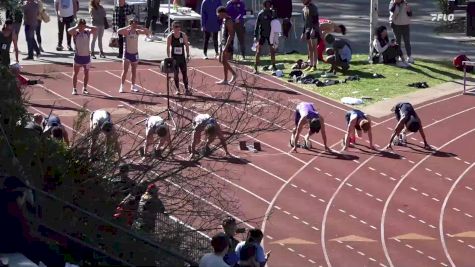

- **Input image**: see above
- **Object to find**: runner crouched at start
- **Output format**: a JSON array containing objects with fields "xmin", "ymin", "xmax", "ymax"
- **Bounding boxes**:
[
  {"xmin": 342, "ymin": 109, "xmax": 375, "ymax": 151},
  {"xmin": 386, "ymin": 102, "xmax": 430, "ymax": 150},
  {"xmin": 43, "ymin": 114, "xmax": 70, "ymax": 146},
  {"xmin": 141, "ymin": 115, "xmax": 172, "ymax": 158},
  {"xmin": 90, "ymin": 109, "xmax": 121, "ymax": 158},
  {"xmin": 291, "ymin": 102, "xmax": 330, "ymax": 152},
  {"xmin": 188, "ymin": 114, "xmax": 231, "ymax": 160}
]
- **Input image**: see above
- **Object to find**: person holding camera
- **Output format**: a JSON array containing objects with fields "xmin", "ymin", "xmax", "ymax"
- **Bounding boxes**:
[
  {"xmin": 373, "ymin": 25, "xmax": 409, "ymax": 67},
  {"xmin": 389, "ymin": 0, "xmax": 413, "ymax": 64},
  {"xmin": 235, "ymin": 228, "xmax": 270, "ymax": 267},
  {"xmin": 167, "ymin": 21, "xmax": 191, "ymax": 95}
]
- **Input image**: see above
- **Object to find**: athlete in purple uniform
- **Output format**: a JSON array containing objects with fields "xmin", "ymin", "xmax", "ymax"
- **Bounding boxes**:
[
  {"xmin": 291, "ymin": 102, "xmax": 330, "ymax": 152},
  {"xmin": 68, "ymin": 19, "xmax": 97, "ymax": 95},
  {"xmin": 117, "ymin": 19, "xmax": 150, "ymax": 93}
]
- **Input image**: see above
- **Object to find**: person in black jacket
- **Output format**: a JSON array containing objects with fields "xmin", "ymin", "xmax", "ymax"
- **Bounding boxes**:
[
  {"xmin": 253, "ymin": 0, "xmax": 276, "ymax": 74},
  {"xmin": 325, "ymin": 34, "xmax": 352, "ymax": 74}
]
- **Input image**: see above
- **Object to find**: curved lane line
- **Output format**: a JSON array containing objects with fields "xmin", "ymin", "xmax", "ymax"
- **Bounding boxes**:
[
  {"xmin": 321, "ymin": 156, "xmax": 376, "ymax": 267},
  {"xmin": 440, "ymin": 162, "xmax": 475, "ymax": 267},
  {"xmin": 381, "ymin": 128, "xmax": 475, "ymax": 267}
]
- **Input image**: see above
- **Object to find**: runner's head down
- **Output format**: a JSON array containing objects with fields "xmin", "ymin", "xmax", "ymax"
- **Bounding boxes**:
[
  {"xmin": 309, "ymin": 117, "xmax": 321, "ymax": 134},
  {"xmin": 204, "ymin": 123, "xmax": 217, "ymax": 139},
  {"xmin": 172, "ymin": 21, "xmax": 181, "ymax": 34},
  {"xmin": 405, "ymin": 115, "xmax": 421, "ymax": 132},
  {"xmin": 101, "ymin": 121, "xmax": 113, "ymax": 134},
  {"xmin": 359, "ymin": 119, "xmax": 370, "ymax": 132},
  {"xmin": 155, "ymin": 124, "xmax": 168, "ymax": 138}
]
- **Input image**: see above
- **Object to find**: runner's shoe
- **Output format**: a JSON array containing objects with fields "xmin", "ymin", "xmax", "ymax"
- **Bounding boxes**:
[
  {"xmin": 131, "ymin": 84, "xmax": 140, "ymax": 92},
  {"xmin": 119, "ymin": 84, "xmax": 124, "ymax": 93},
  {"xmin": 72, "ymin": 88, "xmax": 78, "ymax": 95}
]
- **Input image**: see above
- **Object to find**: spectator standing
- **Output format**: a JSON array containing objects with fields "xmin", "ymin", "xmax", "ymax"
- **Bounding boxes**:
[
  {"xmin": 89, "ymin": 0, "xmax": 107, "ymax": 59},
  {"xmin": 301, "ymin": 0, "xmax": 320, "ymax": 72},
  {"xmin": 201, "ymin": 0, "xmax": 222, "ymax": 59},
  {"xmin": 373, "ymin": 25, "xmax": 408, "ymax": 67},
  {"xmin": 134, "ymin": 184, "xmax": 165, "ymax": 232},
  {"xmin": 6, "ymin": 1, "xmax": 23, "ymax": 36},
  {"xmin": 113, "ymin": 0, "xmax": 135, "ymax": 58},
  {"xmin": 36, "ymin": 0, "xmax": 45, "ymax": 53},
  {"xmin": 145, "ymin": 0, "xmax": 161, "ymax": 41},
  {"xmin": 222, "ymin": 217, "xmax": 240, "ymax": 267},
  {"xmin": 325, "ymin": 34, "xmax": 352, "ymax": 74},
  {"xmin": 0, "ymin": 19, "xmax": 19, "ymax": 67},
  {"xmin": 253, "ymin": 0, "xmax": 276, "ymax": 74},
  {"xmin": 235, "ymin": 229, "xmax": 270, "ymax": 267},
  {"xmin": 199, "ymin": 233, "xmax": 230, "ymax": 267},
  {"xmin": 23, "ymin": 0, "xmax": 40, "ymax": 60},
  {"xmin": 317, "ymin": 18, "xmax": 346, "ymax": 62},
  {"xmin": 55, "ymin": 0, "xmax": 78, "ymax": 51},
  {"xmin": 226, "ymin": 0, "xmax": 246, "ymax": 60},
  {"xmin": 389, "ymin": 0, "xmax": 413, "ymax": 63}
]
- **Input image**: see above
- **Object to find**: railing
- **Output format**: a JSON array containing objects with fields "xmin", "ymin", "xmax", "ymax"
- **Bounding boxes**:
[{"xmin": 28, "ymin": 186, "xmax": 210, "ymax": 266}]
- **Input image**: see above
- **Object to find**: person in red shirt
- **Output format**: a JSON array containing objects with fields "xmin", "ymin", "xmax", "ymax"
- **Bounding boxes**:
[{"xmin": 317, "ymin": 18, "xmax": 346, "ymax": 62}]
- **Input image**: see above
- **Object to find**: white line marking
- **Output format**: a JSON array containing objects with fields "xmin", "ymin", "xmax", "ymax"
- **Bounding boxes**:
[
  {"xmin": 410, "ymin": 187, "xmax": 418, "ymax": 192},
  {"xmin": 432, "ymin": 198, "xmax": 440, "ymax": 202},
  {"xmin": 390, "ymin": 177, "xmax": 397, "ymax": 181},
  {"xmin": 309, "ymin": 259, "xmax": 316, "ymax": 264},
  {"xmin": 380, "ymin": 172, "xmax": 388, "ymax": 177},
  {"xmin": 398, "ymin": 209, "xmax": 406, "ymax": 214},
  {"xmin": 411, "ymin": 137, "xmax": 418, "ymax": 141},
  {"xmin": 319, "ymin": 198, "xmax": 326, "ymax": 203},
  {"xmin": 301, "ymin": 189, "xmax": 307, "ymax": 193},
  {"xmin": 357, "ymin": 251, "xmax": 365, "ymax": 256},
  {"xmin": 355, "ymin": 187, "xmax": 363, "ymax": 192},
  {"xmin": 370, "ymin": 225, "xmax": 378, "ymax": 230},
  {"xmin": 288, "ymin": 247, "xmax": 295, "ymax": 252},
  {"xmin": 380, "ymin": 263, "xmax": 388, "ymax": 267},
  {"xmin": 465, "ymin": 213, "xmax": 473, "ymax": 218},
  {"xmin": 291, "ymin": 184, "xmax": 298, "ymax": 188},
  {"xmin": 346, "ymin": 245, "xmax": 354, "ymax": 250},
  {"xmin": 405, "ymin": 244, "xmax": 413, "ymax": 249},
  {"xmin": 346, "ymin": 183, "xmax": 353, "ymax": 187},
  {"xmin": 429, "ymin": 224, "xmax": 437, "ymax": 229},
  {"xmin": 466, "ymin": 186, "xmax": 473, "ymax": 191},
  {"xmin": 325, "ymin": 172, "xmax": 333, "ymax": 177},
  {"xmin": 417, "ymin": 250, "xmax": 424, "ymax": 255},
  {"xmin": 426, "ymin": 168, "xmax": 432, "ymax": 172},
  {"xmin": 315, "ymin": 167, "xmax": 321, "ymax": 172},
  {"xmin": 376, "ymin": 198, "xmax": 383, "ymax": 202},
  {"xmin": 409, "ymin": 214, "xmax": 416, "ymax": 219},
  {"xmin": 369, "ymin": 258, "xmax": 377, "ymax": 262},
  {"xmin": 312, "ymin": 226, "xmax": 319, "ymax": 231},
  {"xmin": 445, "ymin": 177, "xmax": 453, "ymax": 182},
  {"xmin": 274, "ymin": 206, "xmax": 281, "ymax": 210},
  {"xmin": 422, "ymin": 192, "xmax": 429, "ymax": 197},
  {"xmin": 435, "ymin": 172, "xmax": 442, "ymax": 177},
  {"xmin": 457, "ymin": 239, "xmax": 464, "ymax": 244},
  {"xmin": 455, "ymin": 157, "xmax": 462, "ymax": 161},
  {"xmin": 284, "ymin": 210, "xmax": 291, "ymax": 215},
  {"xmin": 469, "ymin": 245, "xmax": 475, "ymax": 249},
  {"xmin": 441, "ymin": 263, "xmax": 448, "ymax": 267},
  {"xmin": 298, "ymin": 254, "xmax": 306, "ymax": 258},
  {"xmin": 302, "ymin": 221, "xmax": 309, "ymax": 225},
  {"xmin": 419, "ymin": 220, "xmax": 426, "ymax": 224},
  {"xmin": 293, "ymin": 215, "xmax": 300, "ymax": 220},
  {"xmin": 267, "ymin": 235, "xmax": 273, "ymax": 240},
  {"xmin": 339, "ymin": 209, "xmax": 346, "ymax": 213},
  {"xmin": 350, "ymin": 214, "xmax": 357, "ymax": 219},
  {"xmin": 369, "ymin": 167, "xmax": 376, "ymax": 171},
  {"xmin": 310, "ymin": 194, "xmax": 317, "ymax": 198},
  {"xmin": 428, "ymin": 256, "xmax": 436, "ymax": 261},
  {"xmin": 366, "ymin": 193, "xmax": 374, "ymax": 197},
  {"xmin": 353, "ymin": 160, "xmax": 360, "ymax": 164},
  {"xmin": 334, "ymin": 177, "xmax": 342, "ymax": 182},
  {"xmin": 408, "ymin": 160, "xmax": 415, "ymax": 164},
  {"xmin": 465, "ymin": 161, "xmax": 471, "ymax": 165},
  {"xmin": 360, "ymin": 220, "xmax": 367, "ymax": 224},
  {"xmin": 453, "ymin": 208, "xmax": 461, "ymax": 212}
]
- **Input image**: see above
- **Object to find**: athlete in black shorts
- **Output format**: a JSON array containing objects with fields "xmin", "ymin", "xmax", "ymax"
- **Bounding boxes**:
[
  {"xmin": 386, "ymin": 102, "xmax": 430, "ymax": 150},
  {"xmin": 253, "ymin": 0, "xmax": 276, "ymax": 74},
  {"xmin": 167, "ymin": 21, "xmax": 191, "ymax": 95}
]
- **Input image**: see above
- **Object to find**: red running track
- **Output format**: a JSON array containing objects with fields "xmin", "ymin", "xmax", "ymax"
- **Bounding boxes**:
[{"xmin": 22, "ymin": 60, "xmax": 475, "ymax": 267}]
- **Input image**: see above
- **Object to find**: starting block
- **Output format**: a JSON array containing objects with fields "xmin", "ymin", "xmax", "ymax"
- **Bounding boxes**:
[{"xmin": 239, "ymin": 141, "xmax": 262, "ymax": 152}]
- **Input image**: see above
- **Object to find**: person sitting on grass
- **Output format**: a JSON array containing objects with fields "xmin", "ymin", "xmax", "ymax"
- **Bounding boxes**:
[
  {"xmin": 291, "ymin": 102, "xmax": 330, "ymax": 152},
  {"xmin": 386, "ymin": 102, "xmax": 430, "ymax": 150},
  {"xmin": 141, "ymin": 115, "xmax": 171, "ymax": 159},
  {"xmin": 325, "ymin": 33, "xmax": 352, "ymax": 74},
  {"xmin": 373, "ymin": 25, "xmax": 409, "ymax": 68},
  {"xmin": 188, "ymin": 113, "xmax": 231, "ymax": 160},
  {"xmin": 317, "ymin": 18, "xmax": 346, "ymax": 62},
  {"xmin": 43, "ymin": 114, "xmax": 70, "ymax": 147},
  {"xmin": 89, "ymin": 109, "xmax": 121, "ymax": 158},
  {"xmin": 199, "ymin": 233, "xmax": 230, "ymax": 267},
  {"xmin": 253, "ymin": 0, "xmax": 276, "ymax": 74},
  {"xmin": 342, "ymin": 109, "xmax": 375, "ymax": 151}
]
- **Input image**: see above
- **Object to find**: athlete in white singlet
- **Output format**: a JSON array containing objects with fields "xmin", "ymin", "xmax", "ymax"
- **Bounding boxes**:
[
  {"xmin": 89, "ymin": 109, "xmax": 121, "ymax": 158},
  {"xmin": 117, "ymin": 19, "xmax": 150, "ymax": 93},
  {"xmin": 188, "ymin": 114, "xmax": 230, "ymax": 160},
  {"xmin": 68, "ymin": 19, "xmax": 96, "ymax": 95},
  {"xmin": 141, "ymin": 115, "xmax": 171, "ymax": 158}
]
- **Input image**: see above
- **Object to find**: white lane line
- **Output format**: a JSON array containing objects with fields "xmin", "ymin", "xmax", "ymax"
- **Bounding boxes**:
[
  {"xmin": 366, "ymin": 193, "xmax": 374, "ymax": 197},
  {"xmin": 346, "ymin": 245, "xmax": 354, "ymax": 250},
  {"xmin": 293, "ymin": 215, "xmax": 300, "ymax": 220},
  {"xmin": 453, "ymin": 207, "xmax": 461, "ymax": 212},
  {"xmin": 360, "ymin": 220, "xmax": 367, "ymax": 224},
  {"xmin": 315, "ymin": 167, "xmax": 321, "ymax": 172},
  {"xmin": 319, "ymin": 198, "xmax": 326, "ymax": 203},
  {"xmin": 301, "ymin": 189, "xmax": 307, "ymax": 193},
  {"xmin": 369, "ymin": 258, "xmax": 377, "ymax": 262},
  {"xmin": 466, "ymin": 186, "xmax": 473, "ymax": 191},
  {"xmin": 455, "ymin": 157, "xmax": 462, "ymax": 161},
  {"xmin": 428, "ymin": 256, "xmax": 437, "ymax": 261},
  {"xmin": 389, "ymin": 177, "xmax": 397, "ymax": 181},
  {"xmin": 445, "ymin": 177, "xmax": 453, "ymax": 182},
  {"xmin": 346, "ymin": 183, "xmax": 353, "ymax": 187},
  {"xmin": 422, "ymin": 192, "xmax": 429, "ymax": 197},
  {"xmin": 408, "ymin": 160, "xmax": 415, "ymax": 164},
  {"xmin": 370, "ymin": 225, "xmax": 378, "ymax": 230},
  {"xmin": 310, "ymin": 194, "xmax": 317, "ymax": 198},
  {"xmin": 419, "ymin": 219, "xmax": 426, "ymax": 224},
  {"xmin": 291, "ymin": 184, "xmax": 298, "ymax": 188},
  {"xmin": 376, "ymin": 198, "xmax": 383, "ymax": 202},
  {"xmin": 409, "ymin": 214, "xmax": 416, "ymax": 219},
  {"xmin": 312, "ymin": 226, "xmax": 320, "ymax": 231},
  {"xmin": 380, "ymin": 172, "xmax": 388, "ymax": 177},
  {"xmin": 465, "ymin": 161, "xmax": 471, "ymax": 165},
  {"xmin": 339, "ymin": 209, "xmax": 346, "ymax": 213},
  {"xmin": 284, "ymin": 210, "xmax": 291, "ymax": 215},
  {"xmin": 274, "ymin": 206, "xmax": 281, "ymax": 210},
  {"xmin": 267, "ymin": 235, "xmax": 274, "ymax": 240},
  {"xmin": 298, "ymin": 254, "xmax": 306, "ymax": 258},
  {"xmin": 325, "ymin": 172, "xmax": 333, "ymax": 177},
  {"xmin": 435, "ymin": 172, "xmax": 442, "ymax": 177},
  {"xmin": 405, "ymin": 244, "xmax": 413, "ymax": 249},
  {"xmin": 308, "ymin": 259, "xmax": 316, "ymax": 264},
  {"xmin": 357, "ymin": 251, "xmax": 366, "ymax": 256},
  {"xmin": 429, "ymin": 224, "xmax": 437, "ymax": 229},
  {"xmin": 441, "ymin": 263, "xmax": 448, "ymax": 267},
  {"xmin": 288, "ymin": 247, "xmax": 295, "ymax": 252},
  {"xmin": 410, "ymin": 187, "xmax": 418, "ymax": 192},
  {"xmin": 457, "ymin": 239, "xmax": 465, "ymax": 244},
  {"xmin": 355, "ymin": 187, "xmax": 363, "ymax": 192},
  {"xmin": 369, "ymin": 167, "xmax": 376, "ymax": 171},
  {"xmin": 465, "ymin": 213, "xmax": 473, "ymax": 218},
  {"xmin": 353, "ymin": 160, "xmax": 360, "ymax": 164},
  {"xmin": 416, "ymin": 250, "xmax": 424, "ymax": 255},
  {"xmin": 398, "ymin": 209, "xmax": 406, "ymax": 214},
  {"xmin": 302, "ymin": 221, "xmax": 309, "ymax": 225},
  {"xmin": 432, "ymin": 198, "xmax": 440, "ymax": 202},
  {"xmin": 426, "ymin": 168, "xmax": 432, "ymax": 172},
  {"xmin": 350, "ymin": 214, "xmax": 357, "ymax": 219}
]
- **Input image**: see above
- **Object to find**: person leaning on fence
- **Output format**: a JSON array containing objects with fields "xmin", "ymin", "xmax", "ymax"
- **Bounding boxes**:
[
  {"xmin": 133, "ymin": 184, "xmax": 165, "ymax": 232},
  {"xmin": 235, "ymin": 229, "xmax": 270, "ymax": 267},
  {"xmin": 199, "ymin": 233, "xmax": 230, "ymax": 267},
  {"xmin": 222, "ymin": 217, "xmax": 240, "ymax": 267}
]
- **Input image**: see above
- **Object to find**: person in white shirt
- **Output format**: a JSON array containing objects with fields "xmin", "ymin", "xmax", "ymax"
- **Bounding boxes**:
[
  {"xmin": 188, "ymin": 114, "xmax": 231, "ymax": 160},
  {"xmin": 117, "ymin": 18, "xmax": 150, "ymax": 93},
  {"xmin": 235, "ymin": 229, "xmax": 270, "ymax": 267},
  {"xmin": 199, "ymin": 233, "xmax": 229, "ymax": 267},
  {"xmin": 55, "ymin": 0, "xmax": 78, "ymax": 51},
  {"xmin": 141, "ymin": 115, "xmax": 171, "ymax": 158},
  {"xmin": 89, "ymin": 109, "xmax": 121, "ymax": 158}
]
